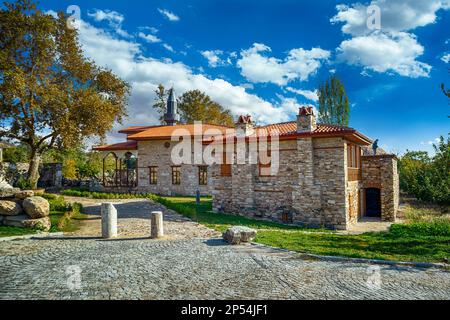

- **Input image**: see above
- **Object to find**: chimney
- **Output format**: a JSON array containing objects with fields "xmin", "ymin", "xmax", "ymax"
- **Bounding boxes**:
[
  {"xmin": 297, "ymin": 106, "xmax": 317, "ymax": 133},
  {"xmin": 235, "ymin": 115, "xmax": 254, "ymax": 137},
  {"xmin": 163, "ymin": 88, "xmax": 180, "ymax": 126}
]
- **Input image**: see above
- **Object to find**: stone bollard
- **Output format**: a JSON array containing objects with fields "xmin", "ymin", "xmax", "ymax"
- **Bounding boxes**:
[
  {"xmin": 101, "ymin": 203, "xmax": 117, "ymax": 239},
  {"xmin": 151, "ymin": 211, "xmax": 164, "ymax": 239}
]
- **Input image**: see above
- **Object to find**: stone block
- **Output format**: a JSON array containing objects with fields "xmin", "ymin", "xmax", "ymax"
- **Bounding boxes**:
[
  {"xmin": 223, "ymin": 226, "xmax": 257, "ymax": 245},
  {"xmin": 4, "ymin": 215, "xmax": 51, "ymax": 231},
  {"xmin": 101, "ymin": 203, "xmax": 118, "ymax": 239}
]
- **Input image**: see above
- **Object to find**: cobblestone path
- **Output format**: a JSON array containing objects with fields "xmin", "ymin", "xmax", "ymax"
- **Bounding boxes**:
[{"xmin": 1, "ymin": 238, "xmax": 449, "ymax": 300}]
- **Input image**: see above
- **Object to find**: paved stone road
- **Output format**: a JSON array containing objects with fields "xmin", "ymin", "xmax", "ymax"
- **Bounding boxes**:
[
  {"xmin": 63, "ymin": 196, "xmax": 220, "ymax": 240},
  {"xmin": 1, "ymin": 238, "xmax": 449, "ymax": 300}
]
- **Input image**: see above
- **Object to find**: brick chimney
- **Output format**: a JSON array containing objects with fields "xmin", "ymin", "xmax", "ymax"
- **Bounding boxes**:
[
  {"xmin": 297, "ymin": 106, "xmax": 317, "ymax": 133},
  {"xmin": 236, "ymin": 115, "xmax": 254, "ymax": 137}
]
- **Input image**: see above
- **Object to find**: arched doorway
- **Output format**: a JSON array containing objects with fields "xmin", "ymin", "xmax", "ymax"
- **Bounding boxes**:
[{"xmin": 365, "ymin": 188, "xmax": 381, "ymax": 217}]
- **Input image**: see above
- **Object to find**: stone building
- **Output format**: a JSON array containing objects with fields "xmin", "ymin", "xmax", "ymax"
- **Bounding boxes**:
[
  {"xmin": 94, "ymin": 89, "xmax": 231, "ymax": 195},
  {"xmin": 94, "ymin": 90, "xmax": 399, "ymax": 230},
  {"xmin": 207, "ymin": 107, "xmax": 399, "ymax": 230}
]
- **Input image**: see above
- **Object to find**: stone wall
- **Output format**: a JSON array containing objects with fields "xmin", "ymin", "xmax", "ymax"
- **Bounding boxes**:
[
  {"xmin": 212, "ymin": 137, "xmax": 351, "ymax": 230},
  {"xmin": 362, "ymin": 155, "xmax": 399, "ymax": 222},
  {"xmin": 136, "ymin": 139, "xmax": 213, "ymax": 196}
]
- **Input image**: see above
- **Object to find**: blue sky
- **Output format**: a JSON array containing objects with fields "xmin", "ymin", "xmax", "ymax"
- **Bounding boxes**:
[{"xmin": 38, "ymin": 0, "xmax": 449, "ymax": 154}]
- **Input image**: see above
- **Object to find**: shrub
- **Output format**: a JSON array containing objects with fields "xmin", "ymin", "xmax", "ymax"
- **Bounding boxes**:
[{"xmin": 390, "ymin": 221, "xmax": 450, "ymax": 237}]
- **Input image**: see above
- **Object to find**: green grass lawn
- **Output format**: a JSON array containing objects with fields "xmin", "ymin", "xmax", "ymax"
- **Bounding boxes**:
[
  {"xmin": 0, "ymin": 194, "xmax": 86, "ymax": 238},
  {"xmin": 158, "ymin": 197, "xmax": 450, "ymax": 263}
]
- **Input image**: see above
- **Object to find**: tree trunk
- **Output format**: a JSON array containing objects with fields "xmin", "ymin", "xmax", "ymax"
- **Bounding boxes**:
[{"xmin": 28, "ymin": 150, "xmax": 41, "ymax": 189}]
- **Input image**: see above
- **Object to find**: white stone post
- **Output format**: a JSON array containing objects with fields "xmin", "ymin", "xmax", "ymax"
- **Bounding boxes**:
[
  {"xmin": 101, "ymin": 203, "xmax": 117, "ymax": 239},
  {"xmin": 151, "ymin": 211, "xmax": 164, "ymax": 239}
]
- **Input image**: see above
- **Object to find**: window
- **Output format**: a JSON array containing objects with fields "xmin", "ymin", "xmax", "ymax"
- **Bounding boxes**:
[
  {"xmin": 199, "ymin": 166, "xmax": 208, "ymax": 185},
  {"xmin": 220, "ymin": 153, "xmax": 232, "ymax": 177},
  {"xmin": 171, "ymin": 166, "xmax": 181, "ymax": 185},
  {"xmin": 259, "ymin": 149, "xmax": 273, "ymax": 176},
  {"xmin": 149, "ymin": 167, "xmax": 158, "ymax": 185}
]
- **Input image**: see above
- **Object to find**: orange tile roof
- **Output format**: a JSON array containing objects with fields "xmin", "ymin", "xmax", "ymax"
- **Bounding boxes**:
[
  {"xmin": 127, "ymin": 124, "xmax": 232, "ymax": 141},
  {"xmin": 93, "ymin": 140, "xmax": 137, "ymax": 151},
  {"xmin": 118, "ymin": 126, "xmax": 162, "ymax": 134},
  {"xmin": 204, "ymin": 122, "xmax": 372, "ymax": 145}
]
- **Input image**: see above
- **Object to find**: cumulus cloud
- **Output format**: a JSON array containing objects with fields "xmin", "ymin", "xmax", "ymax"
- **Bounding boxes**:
[
  {"xmin": 76, "ymin": 19, "xmax": 299, "ymax": 142},
  {"xmin": 441, "ymin": 53, "xmax": 450, "ymax": 63},
  {"xmin": 331, "ymin": 1, "xmax": 449, "ymax": 78},
  {"xmin": 163, "ymin": 43, "xmax": 175, "ymax": 52},
  {"xmin": 237, "ymin": 43, "xmax": 330, "ymax": 86},
  {"xmin": 336, "ymin": 31, "xmax": 431, "ymax": 78},
  {"xmin": 87, "ymin": 9, "xmax": 131, "ymax": 38},
  {"xmin": 200, "ymin": 50, "xmax": 232, "ymax": 68},
  {"xmin": 138, "ymin": 32, "xmax": 161, "ymax": 43},
  {"xmin": 158, "ymin": 8, "xmax": 180, "ymax": 21},
  {"xmin": 331, "ymin": 0, "xmax": 450, "ymax": 36},
  {"xmin": 286, "ymin": 87, "xmax": 319, "ymax": 102}
]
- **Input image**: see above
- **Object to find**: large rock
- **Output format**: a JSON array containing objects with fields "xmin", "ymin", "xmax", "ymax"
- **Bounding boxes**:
[
  {"xmin": 22, "ymin": 196, "xmax": 50, "ymax": 219},
  {"xmin": 0, "ymin": 187, "xmax": 20, "ymax": 198},
  {"xmin": 0, "ymin": 200, "xmax": 23, "ymax": 216},
  {"xmin": 4, "ymin": 215, "xmax": 51, "ymax": 232},
  {"xmin": 223, "ymin": 226, "xmax": 257, "ymax": 245},
  {"xmin": 14, "ymin": 190, "xmax": 34, "ymax": 200}
]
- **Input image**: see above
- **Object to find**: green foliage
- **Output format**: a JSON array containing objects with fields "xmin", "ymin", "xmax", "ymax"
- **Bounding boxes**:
[
  {"xmin": 16, "ymin": 176, "xmax": 32, "ymax": 190},
  {"xmin": 390, "ymin": 221, "xmax": 450, "ymax": 237},
  {"xmin": 2, "ymin": 143, "xmax": 30, "ymax": 163},
  {"xmin": 399, "ymin": 135, "xmax": 450, "ymax": 204},
  {"xmin": 317, "ymin": 75, "xmax": 350, "ymax": 126},
  {"xmin": 153, "ymin": 85, "xmax": 234, "ymax": 126}
]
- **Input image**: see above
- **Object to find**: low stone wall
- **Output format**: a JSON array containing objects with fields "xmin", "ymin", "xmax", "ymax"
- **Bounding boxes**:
[{"xmin": 0, "ymin": 189, "xmax": 51, "ymax": 231}]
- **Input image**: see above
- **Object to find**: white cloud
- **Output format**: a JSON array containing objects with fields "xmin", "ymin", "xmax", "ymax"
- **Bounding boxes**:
[
  {"xmin": 138, "ymin": 32, "xmax": 161, "ymax": 43},
  {"xmin": 76, "ymin": 19, "xmax": 299, "ymax": 144},
  {"xmin": 163, "ymin": 43, "xmax": 175, "ymax": 52},
  {"xmin": 158, "ymin": 8, "xmax": 180, "ymax": 22},
  {"xmin": 44, "ymin": 10, "xmax": 58, "ymax": 18},
  {"xmin": 87, "ymin": 9, "xmax": 131, "ymax": 38},
  {"xmin": 200, "ymin": 50, "xmax": 231, "ymax": 68},
  {"xmin": 286, "ymin": 87, "xmax": 319, "ymax": 102},
  {"xmin": 237, "ymin": 43, "xmax": 330, "ymax": 86},
  {"xmin": 336, "ymin": 31, "xmax": 432, "ymax": 78},
  {"xmin": 331, "ymin": 1, "xmax": 449, "ymax": 78},
  {"xmin": 88, "ymin": 9, "xmax": 124, "ymax": 25},
  {"xmin": 441, "ymin": 53, "xmax": 450, "ymax": 63},
  {"xmin": 331, "ymin": 0, "xmax": 450, "ymax": 36}
]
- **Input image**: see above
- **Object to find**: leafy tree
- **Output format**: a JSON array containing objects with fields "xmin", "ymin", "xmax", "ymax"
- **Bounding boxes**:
[
  {"xmin": 0, "ymin": 1, "xmax": 130, "ymax": 188},
  {"xmin": 399, "ymin": 135, "xmax": 450, "ymax": 205},
  {"xmin": 317, "ymin": 75, "xmax": 350, "ymax": 126},
  {"xmin": 2, "ymin": 143, "xmax": 30, "ymax": 163},
  {"xmin": 152, "ymin": 84, "xmax": 168, "ymax": 123},
  {"xmin": 177, "ymin": 90, "xmax": 234, "ymax": 126},
  {"xmin": 153, "ymin": 85, "xmax": 234, "ymax": 126}
]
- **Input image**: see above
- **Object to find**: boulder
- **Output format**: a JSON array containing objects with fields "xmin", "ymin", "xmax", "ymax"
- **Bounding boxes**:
[
  {"xmin": 22, "ymin": 196, "xmax": 50, "ymax": 219},
  {"xmin": 0, "ymin": 187, "xmax": 20, "ymax": 198},
  {"xmin": 223, "ymin": 226, "xmax": 257, "ymax": 245},
  {"xmin": 0, "ymin": 200, "xmax": 23, "ymax": 216},
  {"xmin": 14, "ymin": 190, "xmax": 34, "ymax": 200},
  {"xmin": 4, "ymin": 215, "xmax": 51, "ymax": 232}
]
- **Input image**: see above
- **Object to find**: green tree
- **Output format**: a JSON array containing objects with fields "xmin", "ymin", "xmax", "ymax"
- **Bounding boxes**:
[
  {"xmin": 152, "ymin": 84, "xmax": 169, "ymax": 123},
  {"xmin": 317, "ymin": 75, "xmax": 350, "ymax": 126},
  {"xmin": 177, "ymin": 90, "xmax": 234, "ymax": 126},
  {"xmin": 153, "ymin": 85, "xmax": 234, "ymax": 127},
  {"xmin": 399, "ymin": 135, "xmax": 450, "ymax": 205},
  {"xmin": 0, "ymin": 1, "xmax": 130, "ymax": 188},
  {"xmin": 2, "ymin": 143, "xmax": 30, "ymax": 163}
]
